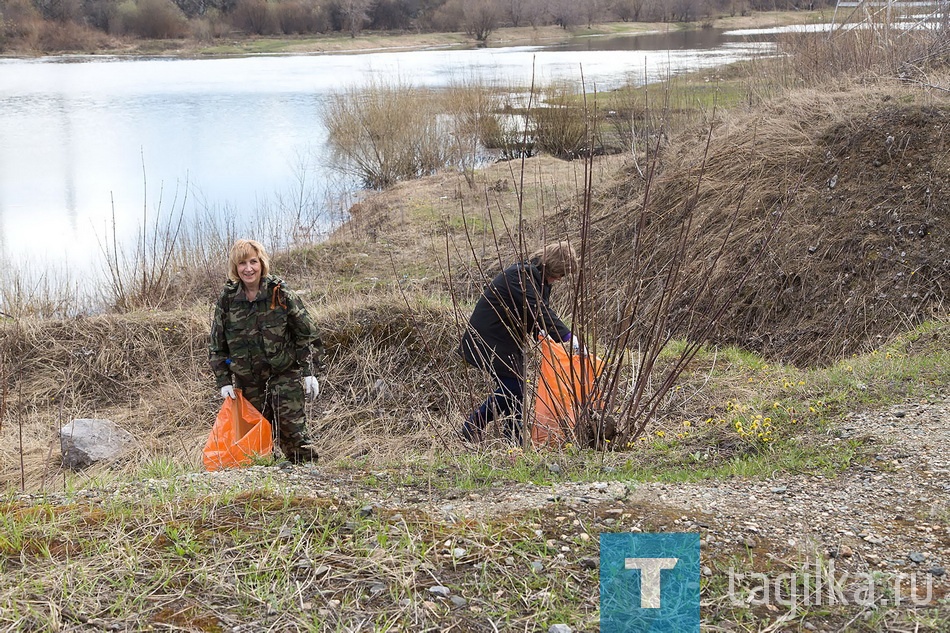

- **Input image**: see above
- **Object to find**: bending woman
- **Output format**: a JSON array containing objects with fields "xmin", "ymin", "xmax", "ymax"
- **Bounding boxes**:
[{"xmin": 458, "ymin": 241, "xmax": 578, "ymax": 443}]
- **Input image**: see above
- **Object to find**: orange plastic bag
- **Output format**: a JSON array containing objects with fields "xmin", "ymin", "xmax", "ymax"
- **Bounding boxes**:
[
  {"xmin": 532, "ymin": 336, "xmax": 604, "ymax": 447},
  {"xmin": 202, "ymin": 390, "xmax": 273, "ymax": 471}
]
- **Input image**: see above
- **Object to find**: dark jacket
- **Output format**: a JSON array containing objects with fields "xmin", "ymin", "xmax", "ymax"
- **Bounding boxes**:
[
  {"xmin": 460, "ymin": 261, "xmax": 571, "ymax": 378},
  {"xmin": 209, "ymin": 275, "xmax": 324, "ymax": 389}
]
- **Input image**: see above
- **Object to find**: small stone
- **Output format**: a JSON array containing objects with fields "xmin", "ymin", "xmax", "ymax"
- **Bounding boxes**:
[
  {"xmin": 908, "ymin": 552, "xmax": 926, "ymax": 564},
  {"xmin": 360, "ymin": 505, "xmax": 374, "ymax": 517},
  {"xmin": 839, "ymin": 545, "xmax": 854, "ymax": 558},
  {"xmin": 580, "ymin": 558, "xmax": 598, "ymax": 570},
  {"xmin": 929, "ymin": 566, "xmax": 945, "ymax": 576},
  {"xmin": 369, "ymin": 583, "xmax": 386, "ymax": 595},
  {"xmin": 450, "ymin": 595, "xmax": 468, "ymax": 607},
  {"xmin": 429, "ymin": 585, "xmax": 451, "ymax": 598},
  {"xmin": 770, "ymin": 486, "xmax": 787, "ymax": 494},
  {"xmin": 452, "ymin": 548, "xmax": 467, "ymax": 558},
  {"xmin": 894, "ymin": 410, "xmax": 906, "ymax": 418},
  {"xmin": 548, "ymin": 462, "xmax": 562, "ymax": 474},
  {"xmin": 531, "ymin": 561, "xmax": 544, "ymax": 573},
  {"xmin": 313, "ymin": 565, "xmax": 330, "ymax": 578},
  {"xmin": 278, "ymin": 527, "xmax": 294, "ymax": 540},
  {"xmin": 548, "ymin": 625, "xmax": 572, "ymax": 633},
  {"xmin": 702, "ymin": 566, "xmax": 713, "ymax": 577},
  {"xmin": 804, "ymin": 623, "xmax": 817, "ymax": 631},
  {"xmin": 743, "ymin": 538, "xmax": 756, "ymax": 549}
]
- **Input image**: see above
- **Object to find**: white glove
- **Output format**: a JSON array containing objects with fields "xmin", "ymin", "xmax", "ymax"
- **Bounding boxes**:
[
  {"xmin": 304, "ymin": 376, "xmax": 320, "ymax": 398},
  {"xmin": 220, "ymin": 385, "xmax": 235, "ymax": 400},
  {"xmin": 571, "ymin": 335, "xmax": 581, "ymax": 352}
]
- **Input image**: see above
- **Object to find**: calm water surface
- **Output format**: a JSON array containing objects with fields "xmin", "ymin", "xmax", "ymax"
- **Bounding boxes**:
[{"xmin": 0, "ymin": 28, "xmax": 774, "ymax": 275}]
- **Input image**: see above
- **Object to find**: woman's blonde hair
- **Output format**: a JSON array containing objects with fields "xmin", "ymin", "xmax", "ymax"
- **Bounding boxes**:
[
  {"xmin": 530, "ymin": 241, "xmax": 578, "ymax": 279},
  {"xmin": 228, "ymin": 239, "xmax": 270, "ymax": 282}
]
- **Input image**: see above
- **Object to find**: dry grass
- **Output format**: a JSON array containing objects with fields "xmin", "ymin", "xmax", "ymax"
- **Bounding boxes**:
[{"xmin": 589, "ymin": 77, "xmax": 950, "ymax": 366}]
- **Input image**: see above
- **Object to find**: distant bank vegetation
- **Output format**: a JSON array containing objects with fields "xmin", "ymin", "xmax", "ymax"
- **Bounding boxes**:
[{"xmin": 0, "ymin": 0, "xmax": 839, "ymax": 53}]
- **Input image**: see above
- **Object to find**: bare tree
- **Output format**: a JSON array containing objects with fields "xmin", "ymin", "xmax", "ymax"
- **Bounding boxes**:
[
  {"xmin": 523, "ymin": 0, "xmax": 546, "ymax": 27},
  {"xmin": 548, "ymin": 0, "xmax": 580, "ymax": 28},
  {"xmin": 505, "ymin": 0, "xmax": 521, "ymax": 26},
  {"xmin": 614, "ymin": 0, "xmax": 646, "ymax": 21},
  {"xmin": 338, "ymin": 0, "xmax": 373, "ymax": 37},
  {"xmin": 464, "ymin": 0, "xmax": 500, "ymax": 42},
  {"xmin": 579, "ymin": 0, "xmax": 605, "ymax": 28},
  {"xmin": 671, "ymin": 0, "xmax": 698, "ymax": 21}
]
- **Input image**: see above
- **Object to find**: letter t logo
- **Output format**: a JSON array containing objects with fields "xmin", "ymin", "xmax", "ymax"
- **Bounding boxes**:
[{"xmin": 624, "ymin": 558, "xmax": 678, "ymax": 608}]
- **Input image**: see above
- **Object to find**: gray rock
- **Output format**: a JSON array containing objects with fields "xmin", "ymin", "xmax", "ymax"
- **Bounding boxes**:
[
  {"xmin": 930, "ymin": 566, "xmax": 945, "ymax": 576},
  {"xmin": 450, "ymin": 595, "xmax": 467, "ymax": 607},
  {"xmin": 429, "ymin": 585, "xmax": 451, "ymax": 598},
  {"xmin": 60, "ymin": 419, "xmax": 135, "ymax": 470},
  {"xmin": 548, "ymin": 625, "xmax": 572, "ymax": 633},
  {"xmin": 908, "ymin": 552, "xmax": 926, "ymax": 563},
  {"xmin": 531, "ymin": 561, "xmax": 544, "ymax": 573}
]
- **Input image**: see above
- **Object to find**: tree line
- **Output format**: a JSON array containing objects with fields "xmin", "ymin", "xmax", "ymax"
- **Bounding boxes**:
[{"xmin": 1, "ymin": 0, "xmax": 836, "ymax": 50}]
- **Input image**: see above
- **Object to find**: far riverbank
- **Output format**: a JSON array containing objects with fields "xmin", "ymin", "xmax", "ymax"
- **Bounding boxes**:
[{"xmin": 1, "ymin": 10, "xmax": 829, "ymax": 58}]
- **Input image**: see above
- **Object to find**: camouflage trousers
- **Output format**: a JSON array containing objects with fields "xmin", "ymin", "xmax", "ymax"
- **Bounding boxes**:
[{"xmin": 238, "ymin": 373, "xmax": 310, "ymax": 456}]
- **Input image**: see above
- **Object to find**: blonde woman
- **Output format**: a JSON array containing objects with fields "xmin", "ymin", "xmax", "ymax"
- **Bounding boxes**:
[{"xmin": 209, "ymin": 239, "xmax": 324, "ymax": 463}]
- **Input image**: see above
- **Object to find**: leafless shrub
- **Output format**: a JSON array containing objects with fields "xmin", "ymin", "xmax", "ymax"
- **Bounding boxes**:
[
  {"xmin": 533, "ymin": 81, "xmax": 590, "ymax": 158},
  {"xmin": 322, "ymin": 78, "xmax": 450, "ymax": 189},
  {"xmin": 190, "ymin": 8, "xmax": 231, "ymax": 40},
  {"xmin": 443, "ymin": 75, "xmax": 504, "ymax": 187},
  {"xmin": 0, "ymin": 263, "xmax": 92, "ymax": 320},
  {"xmin": 113, "ymin": 0, "xmax": 188, "ymax": 38},
  {"xmin": 229, "ymin": 0, "xmax": 277, "ymax": 34},
  {"xmin": 1, "ymin": 0, "xmax": 44, "ymax": 43},
  {"xmin": 35, "ymin": 17, "xmax": 109, "ymax": 50},
  {"xmin": 428, "ymin": 0, "xmax": 463, "ymax": 32},
  {"xmin": 32, "ymin": 0, "xmax": 81, "ymax": 22},
  {"xmin": 274, "ymin": 0, "xmax": 326, "ymax": 34},
  {"xmin": 98, "ymin": 175, "xmax": 190, "ymax": 312}
]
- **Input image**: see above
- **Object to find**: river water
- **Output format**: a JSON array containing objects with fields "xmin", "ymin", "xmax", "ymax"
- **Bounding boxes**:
[{"xmin": 0, "ymin": 27, "xmax": 775, "ymax": 279}]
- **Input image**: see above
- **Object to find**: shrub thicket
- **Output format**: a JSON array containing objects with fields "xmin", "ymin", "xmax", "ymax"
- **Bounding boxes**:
[
  {"xmin": 322, "ymin": 79, "xmax": 450, "ymax": 188},
  {"xmin": 114, "ymin": 0, "xmax": 188, "ymax": 37}
]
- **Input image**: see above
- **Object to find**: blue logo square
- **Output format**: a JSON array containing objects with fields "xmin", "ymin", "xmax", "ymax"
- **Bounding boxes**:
[{"xmin": 600, "ymin": 532, "xmax": 700, "ymax": 633}]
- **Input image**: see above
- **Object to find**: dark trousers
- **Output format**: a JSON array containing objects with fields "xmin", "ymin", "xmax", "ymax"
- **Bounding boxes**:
[
  {"xmin": 461, "ymin": 373, "xmax": 524, "ymax": 443},
  {"xmin": 239, "ymin": 373, "xmax": 310, "ymax": 455}
]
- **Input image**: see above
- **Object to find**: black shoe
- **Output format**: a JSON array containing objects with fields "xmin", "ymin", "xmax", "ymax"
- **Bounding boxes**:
[{"xmin": 287, "ymin": 445, "xmax": 319, "ymax": 464}]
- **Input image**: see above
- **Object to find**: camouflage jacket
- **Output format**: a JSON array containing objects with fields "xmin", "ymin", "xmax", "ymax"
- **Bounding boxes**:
[{"xmin": 209, "ymin": 275, "xmax": 325, "ymax": 389}]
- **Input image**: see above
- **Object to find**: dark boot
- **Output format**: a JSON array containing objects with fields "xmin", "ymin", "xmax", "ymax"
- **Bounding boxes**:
[{"xmin": 286, "ymin": 444, "xmax": 319, "ymax": 464}]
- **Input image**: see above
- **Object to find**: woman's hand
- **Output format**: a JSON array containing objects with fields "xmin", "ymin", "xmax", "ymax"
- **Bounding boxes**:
[{"xmin": 304, "ymin": 376, "xmax": 320, "ymax": 398}]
